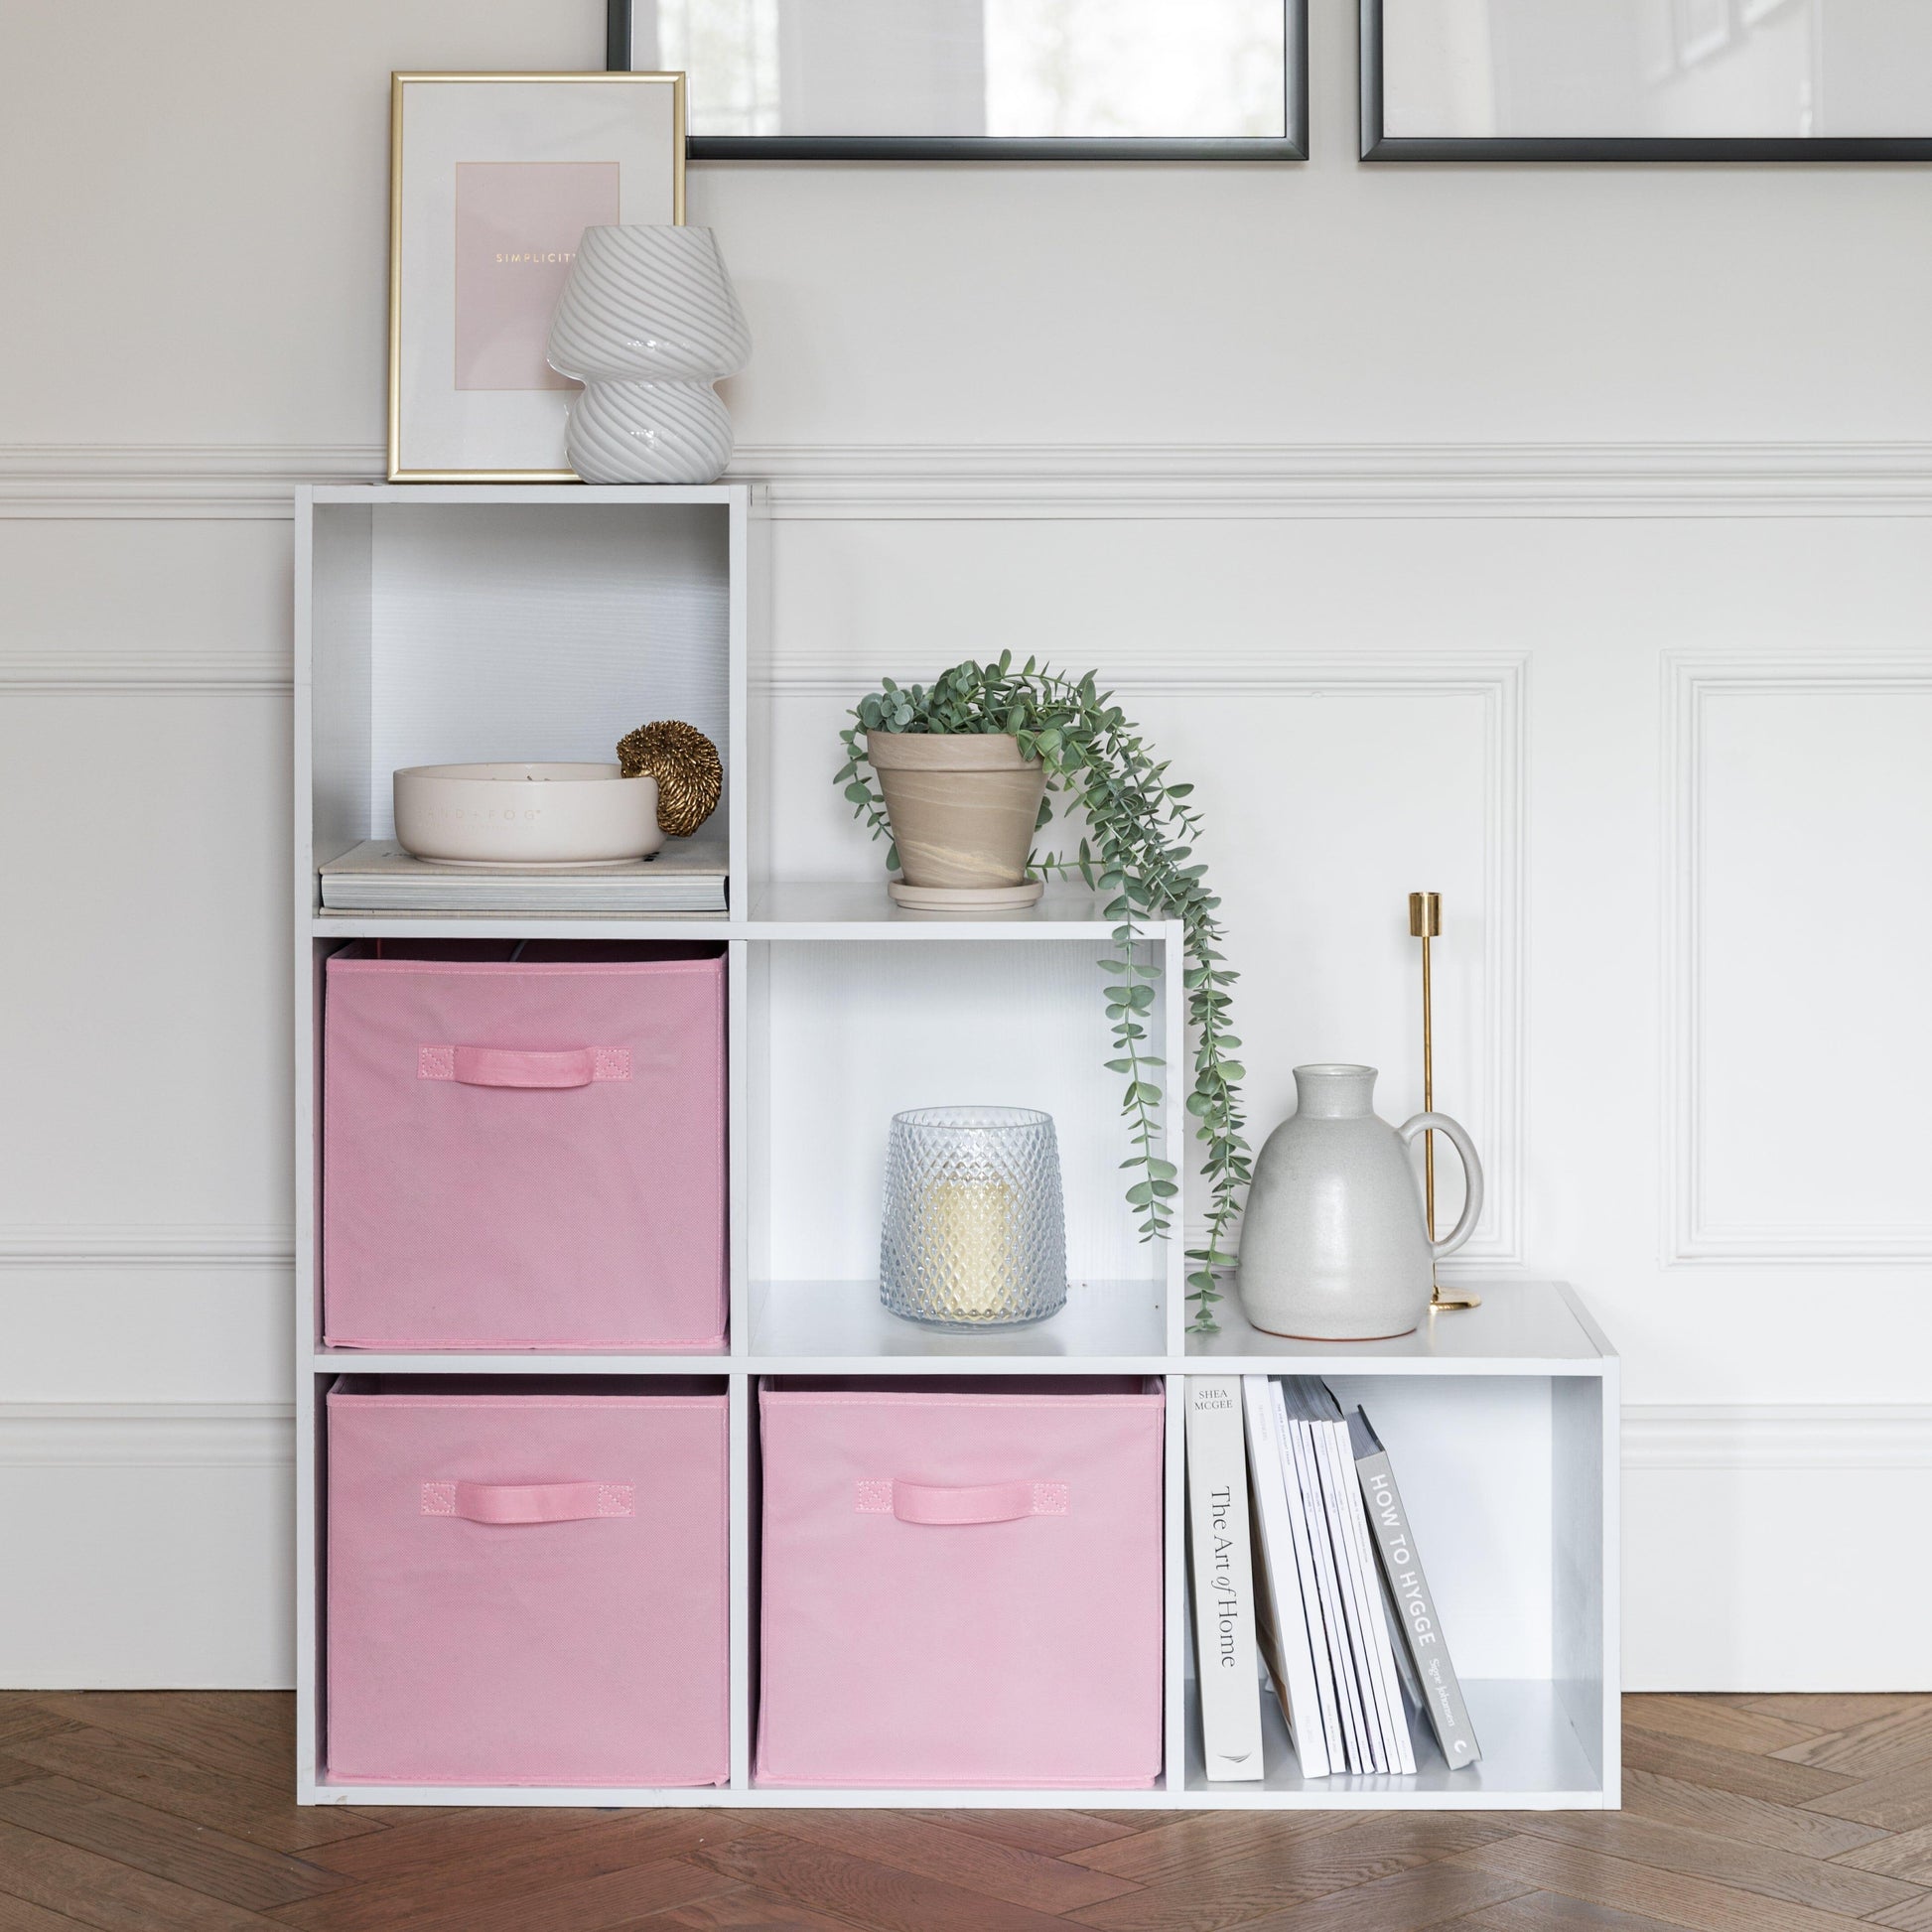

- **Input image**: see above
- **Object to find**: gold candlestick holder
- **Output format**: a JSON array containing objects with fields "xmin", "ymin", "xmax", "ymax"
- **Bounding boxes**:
[{"xmin": 1410, "ymin": 891, "xmax": 1480, "ymax": 1313}]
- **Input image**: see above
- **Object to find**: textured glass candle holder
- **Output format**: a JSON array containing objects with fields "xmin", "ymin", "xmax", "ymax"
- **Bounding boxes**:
[
  {"xmin": 545, "ymin": 225, "xmax": 751, "ymax": 484},
  {"xmin": 880, "ymin": 1107, "xmax": 1068, "ymax": 1329}
]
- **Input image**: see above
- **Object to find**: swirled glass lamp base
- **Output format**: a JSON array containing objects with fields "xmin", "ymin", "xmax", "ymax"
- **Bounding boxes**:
[{"xmin": 565, "ymin": 378, "xmax": 734, "ymax": 485}]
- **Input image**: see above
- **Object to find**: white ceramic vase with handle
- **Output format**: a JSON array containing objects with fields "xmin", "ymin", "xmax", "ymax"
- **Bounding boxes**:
[{"xmin": 1236, "ymin": 1063, "xmax": 1482, "ymax": 1340}]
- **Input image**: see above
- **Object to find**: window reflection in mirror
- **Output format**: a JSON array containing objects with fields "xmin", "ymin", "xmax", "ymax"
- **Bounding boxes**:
[
  {"xmin": 1381, "ymin": 0, "xmax": 1932, "ymax": 141},
  {"xmin": 630, "ymin": 0, "xmax": 1291, "ymax": 140}
]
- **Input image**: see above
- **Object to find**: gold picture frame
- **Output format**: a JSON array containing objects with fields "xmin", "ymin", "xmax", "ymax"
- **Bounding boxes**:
[{"xmin": 388, "ymin": 71, "xmax": 687, "ymax": 483}]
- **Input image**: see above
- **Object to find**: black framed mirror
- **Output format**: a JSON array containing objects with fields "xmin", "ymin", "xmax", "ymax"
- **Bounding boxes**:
[
  {"xmin": 1362, "ymin": 0, "xmax": 1932, "ymax": 161},
  {"xmin": 610, "ymin": 0, "xmax": 1308, "ymax": 160}
]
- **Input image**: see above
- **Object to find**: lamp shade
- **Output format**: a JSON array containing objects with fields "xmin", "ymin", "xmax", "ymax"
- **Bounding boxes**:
[{"xmin": 547, "ymin": 225, "xmax": 751, "ymax": 386}]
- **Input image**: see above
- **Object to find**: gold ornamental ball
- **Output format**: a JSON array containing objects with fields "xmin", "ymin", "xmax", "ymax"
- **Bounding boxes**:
[{"xmin": 617, "ymin": 720, "xmax": 723, "ymax": 838}]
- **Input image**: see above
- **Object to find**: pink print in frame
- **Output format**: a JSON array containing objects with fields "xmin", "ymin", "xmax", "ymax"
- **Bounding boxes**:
[{"xmin": 454, "ymin": 163, "xmax": 620, "ymax": 392}]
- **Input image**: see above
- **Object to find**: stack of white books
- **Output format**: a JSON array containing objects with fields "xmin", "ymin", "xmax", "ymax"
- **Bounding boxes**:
[
  {"xmin": 319, "ymin": 831, "xmax": 728, "ymax": 914},
  {"xmin": 1184, "ymin": 1373, "xmax": 1479, "ymax": 1780}
]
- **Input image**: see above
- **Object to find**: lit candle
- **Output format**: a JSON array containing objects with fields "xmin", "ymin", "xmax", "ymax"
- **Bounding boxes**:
[{"xmin": 920, "ymin": 1173, "xmax": 1020, "ymax": 1323}]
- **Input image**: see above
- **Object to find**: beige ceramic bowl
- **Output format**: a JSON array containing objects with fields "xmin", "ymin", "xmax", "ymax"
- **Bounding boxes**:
[{"xmin": 392, "ymin": 762, "xmax": 663, "ymax": 868}]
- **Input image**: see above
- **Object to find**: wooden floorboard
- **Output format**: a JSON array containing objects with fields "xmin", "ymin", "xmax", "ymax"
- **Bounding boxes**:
[
  {"xmin": 1774, "ymin": 1705, "xmax": 1932, "ymax": 1779},
  {"xmin": 646, "ymin": 1889, "xmax": 885, "ymax": 1930},
  {"xmin": 1449, "ymin": 1836, "xmax": 1874, "ymax": 1932},
  {"xmin": 1801, "ymin": 1754, "xmax": 1932, "ymax": 1835},
  {"xmin": 1617, "ymin": 1766, "xmax": 1889, "ymax": 1862},
  {"xmin": 1067, "ymin": 1815, "xmax": 1514, "ymax": 1932},
  {"xmin": 0, "ymin": 1697, "xmax": 1925, "ymax": 1931},
  {"xmin": 1448, "ymin": 1892, "xmax": 1706, "ymax": 1932},
  {"xmin": 744, "ymin": 1808, "xmax": 1148, "ymax": 1914},
  {"xmin": 1866, "ymin": 1895, "xmax": 1932, "ymax": 1932},
  {"xmin": 0, "ymin": 1893, "xmax": 99, "ymax": 1932},
  {"xmin": 910, "ymin": 1809, "xmax": 1148, "ymax": 1861},
  {"xmin": 0, "ymin": 1780, "xmax": 345, "ymax": 1914},
  {"xmin": 1622, "ymin": 1695, "xmax": 1821, "ymax": 1756},
  {"xmin": 1064, "ymin": 1811, "xmax": 1357, "ymax": 1886},
  {"xmin": 1834, "ymin": 1822, "xmax": 1932, "ymax": 1883},
  {"xmin": 1496, "ymin": 1807, "xmax": 1922, "ymax": 1918},
  {"xmin": 268, "ymin": 1814, "xmax": 733, "ymax": 1932},
  {"xmin": 0, "ymin": 1724, "xmax": 380, "ymax": 1858},
  {"xmin": 1620, "ymin": 1725, "xmax": 1862, "ymax": 1809}
]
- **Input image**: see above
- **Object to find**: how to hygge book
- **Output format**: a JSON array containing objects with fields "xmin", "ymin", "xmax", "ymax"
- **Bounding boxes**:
[
  {"xmin": 1349, "ymin": 1407, "xmax": 1480, "ymax": 1770},
  {"xmin": 1191, "ymin": 1375, "xmax": 1479, "ymax": 1779}
]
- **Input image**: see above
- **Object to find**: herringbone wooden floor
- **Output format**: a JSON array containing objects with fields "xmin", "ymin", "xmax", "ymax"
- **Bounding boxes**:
[{"xmin": 2, "ymin": 1695, "xmax": 1931, "ymax": 1931}]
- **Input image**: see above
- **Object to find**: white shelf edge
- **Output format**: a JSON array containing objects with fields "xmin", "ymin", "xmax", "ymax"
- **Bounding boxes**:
[
  {"xmin": 308, "ymin": 1280, "xmax": 1611, "ymax": 1378},
  {"xmin": 310, "ymin": 1668, "xmax": 1614, "ymax": 1809},
  {"xmin": 1188, "ymin": 1280, "xmax": 1615, "ymax": 1372},
  {"xmin": 747, "ymin": 883, "xmax": 1185, "ymax": 942},
  {"xmin": 751, "ymin": 920, "xmax": 1130, "ymax": 941},
  {"xmin": 313, "ymin": 1353, "xmax": 733, "ymax": 1376},
  {"xmin": 745, "ymin": 1277, "xmax": 1169, "ymax": 1371},
  {"xmin": 303, "ymin": 1778, "xmax": 1185, "ymax": 1808},
  {"xmin": 304, "ymin": 483, "xmax": 749, "ymax": 506},
  {"xmin": 312, "ymin": 1357, "xmax": 1171, "ymax": 1376},
  {"xmin": 1180, "ymin": 1353, "xmax": 1612, "ymax": 1379},
  {"xmin": 306, "ymin": 1782, "xmax": 1605, "ymax": 1813},
  {"xmin": 1556, "ymin": 1281, "xmax": 1621, "ymax": 1358},
  {"xmin": 742, "ymin": 1358, "xmax": 1175, "ymax": 1376},
  {"xmin": 308, "ymin": 915, "xmax": 1165, "ymax": 942},
  {"xmin": 748, "ymin": 912, "xmax": 1154, "ymax": 941},
  {"xmin": 311, "ymin": 917, "xmax": 738, "ymax": 939},
  {"xmin": 1175, "ymin": 1677, "xmax": 1608, "ymax": 1808},
  {"xmin": 310, "ymin": 1355, "xmax": 1608, "ymax": 1378},
  {"xmin": 305, "ymin": 1786, "xmax": 1605, "ymax": 1810}
]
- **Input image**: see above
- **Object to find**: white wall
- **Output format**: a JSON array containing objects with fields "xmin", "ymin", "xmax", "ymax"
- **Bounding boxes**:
[{"xmin": 1, "ymin": 0, "xmax": 1927, "ymax": 1688}]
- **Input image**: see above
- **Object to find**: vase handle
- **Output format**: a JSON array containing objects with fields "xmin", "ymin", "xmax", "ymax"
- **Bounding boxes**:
[{"xmin": 1396, "ymin": 1111, "xmax": 1484, "ymax": 1259}]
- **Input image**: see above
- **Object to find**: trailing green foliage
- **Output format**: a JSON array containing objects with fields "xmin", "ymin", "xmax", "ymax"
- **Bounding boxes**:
[{"xmin": 835, "ymin": 654, "xmax": 1249, "ymax": 1332}]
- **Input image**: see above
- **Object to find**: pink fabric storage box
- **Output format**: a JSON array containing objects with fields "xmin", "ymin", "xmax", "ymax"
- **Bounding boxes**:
[
  {"xmin": 757, "ymin": 1377, "xmax": 1165, "ymax": 1789},
  {"xmin": 326, "ymin": 1377, "xmax": 729, "ymax": 1786},
  {"xmin": 323, "ymin": 941, "xmax": 726, "ymax": 1350}
]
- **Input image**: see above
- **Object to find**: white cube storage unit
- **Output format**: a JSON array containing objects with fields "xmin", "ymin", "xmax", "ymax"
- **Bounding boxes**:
[{"xmin": 295, "ymin": 485, "xmax": 1618, "ymax": 1809}]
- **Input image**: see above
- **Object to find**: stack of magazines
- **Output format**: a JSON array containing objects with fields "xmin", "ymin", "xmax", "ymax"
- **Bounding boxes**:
[
  {"xmin": 318, "ymin": 831, "xmax": 728, "ymax": 914},
  {"xmin": 1184, "ymin": 1373, "xmax": 1479, "ymax": 1780}
]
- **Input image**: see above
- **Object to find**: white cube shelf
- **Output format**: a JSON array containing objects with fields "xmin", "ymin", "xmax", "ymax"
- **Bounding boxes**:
[
  {"xmin": 293, "ymin": 486, "xmax": 1617, "ymax": 1811},
  {"xmin": 743, "ymin": 921, "xmax": 1185, "ymax": 1361},
  {"xmin": 297, "ymin": 484, "xmax": 748, "ymax": 918}
]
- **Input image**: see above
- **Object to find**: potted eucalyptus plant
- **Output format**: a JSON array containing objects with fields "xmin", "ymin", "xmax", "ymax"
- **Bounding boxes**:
[{"xmin": 835, "ymin": 654, "xmax": 1249, "ymax": 1332}]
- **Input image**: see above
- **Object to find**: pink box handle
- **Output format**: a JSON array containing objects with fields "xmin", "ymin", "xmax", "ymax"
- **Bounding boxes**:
[
  {"xmin": 421, "ymin": 1480, "xmax": 634, "ymax": 1523},
  {"xmin": 417, "ymin": 1045, "xmax": 631, "ymax": 1087},
  {"xmin": 857, "ymin": 1478, "xmax": 1069, "ymax": 1524}
]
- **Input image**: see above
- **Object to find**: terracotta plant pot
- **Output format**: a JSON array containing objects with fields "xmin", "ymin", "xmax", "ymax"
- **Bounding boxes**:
[{"xmin": 865, "ymin": 732, "xmax": 1046, "ymax": 889}]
